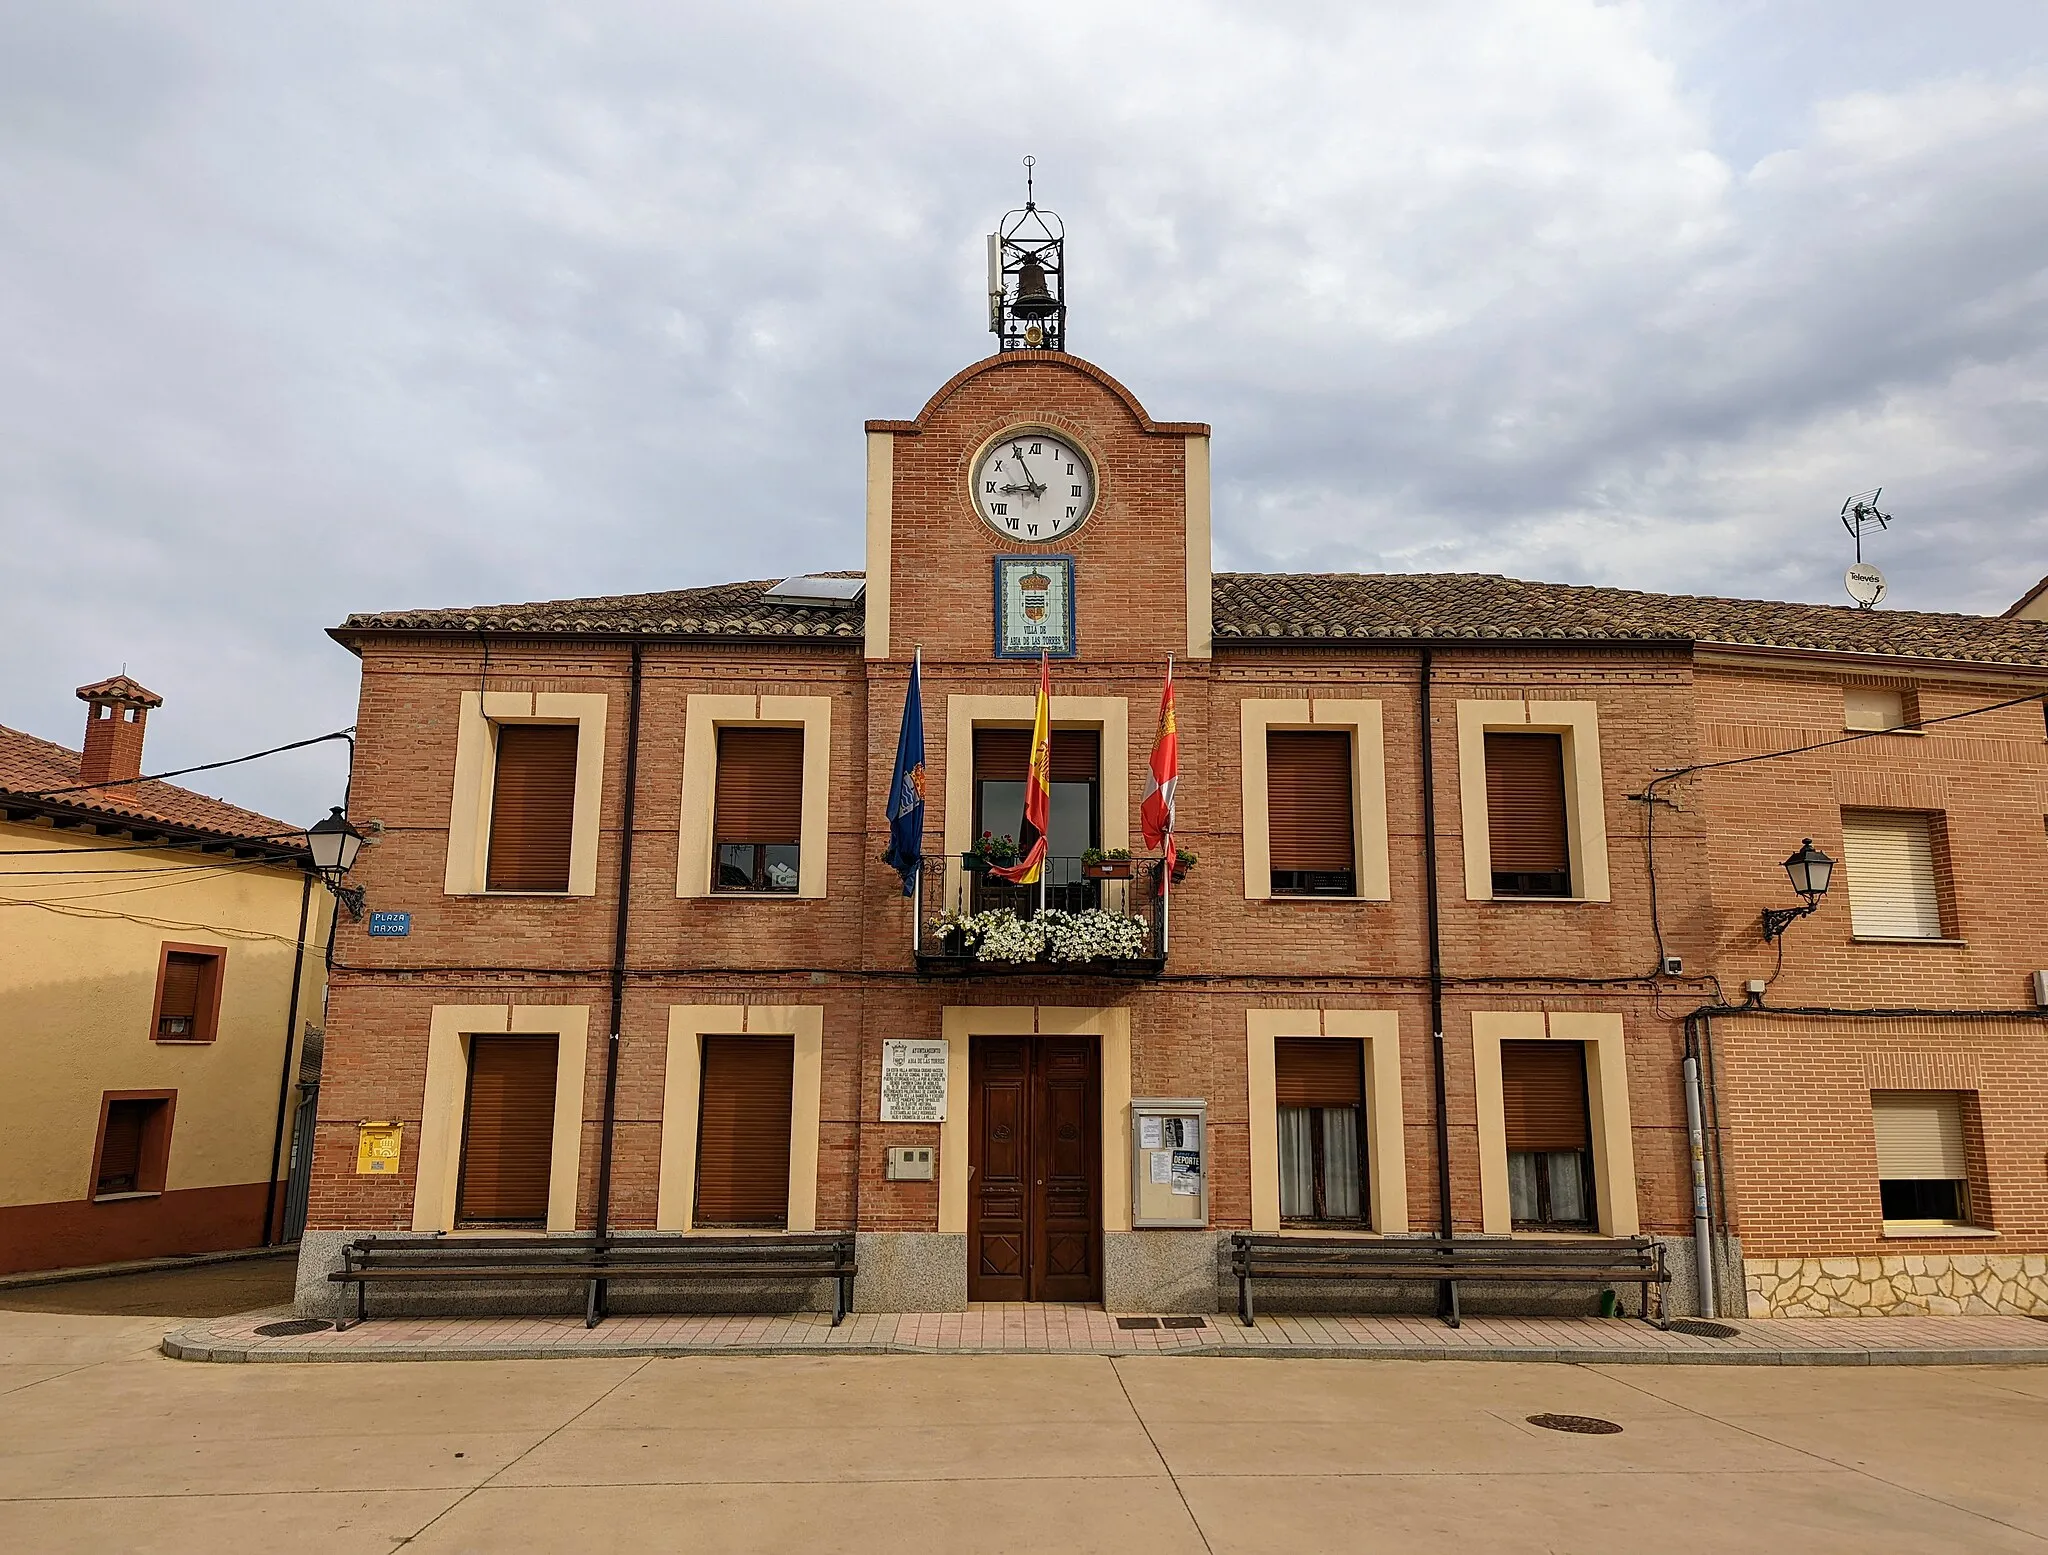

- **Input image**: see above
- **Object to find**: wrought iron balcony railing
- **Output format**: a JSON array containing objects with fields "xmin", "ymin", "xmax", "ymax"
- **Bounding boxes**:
[{"xmin": 913, "ymin": 854, "xmax": 1166, "ymax": 977}]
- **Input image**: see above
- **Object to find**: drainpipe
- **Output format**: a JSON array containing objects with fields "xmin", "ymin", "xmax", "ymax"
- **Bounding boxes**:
[
  {"xmin": 1418, "ymin": 649, "xmax": 1455, "ymax": 1311},
  {"xmin": 594, "ymin": 640, "xmax": 645, "ymax": 1245},
  {"xmin": 261, "ymin": 868, "xmax": 315, "ymax": 1245},
  {"xmin": 1681, "ymin": 1037, "xmax": 1715, "ymax": 1318}
]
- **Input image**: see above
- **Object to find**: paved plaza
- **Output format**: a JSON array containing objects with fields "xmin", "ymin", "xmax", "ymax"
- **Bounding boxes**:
[{"xmin": 5, "ymin": 1260, "xmax": 2048, "ymax": 1551}]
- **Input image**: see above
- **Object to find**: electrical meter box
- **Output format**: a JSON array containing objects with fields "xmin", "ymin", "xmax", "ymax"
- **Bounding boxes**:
[{"xmin": 884, "ymin": 1145, "xmax": 935, "ymax": 1181}]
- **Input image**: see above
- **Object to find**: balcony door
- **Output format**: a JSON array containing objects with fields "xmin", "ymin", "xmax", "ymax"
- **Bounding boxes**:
[
  {"xmin": 967, "ymin": 1035, "xmax": 1102, "ymax": 1302},
  {"xmin": 972, "ymin": 727, "xmax": 1098, "ymax": 911}
]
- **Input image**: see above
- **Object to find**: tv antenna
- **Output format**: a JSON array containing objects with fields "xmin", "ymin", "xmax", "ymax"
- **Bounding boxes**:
[{"xmin": 1840, "ymin": 488, "xmax": 1892, "ymax": 609}]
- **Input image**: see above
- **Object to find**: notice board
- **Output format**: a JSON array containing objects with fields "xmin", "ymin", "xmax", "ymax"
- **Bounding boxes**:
[{"xmin": 1130, "ymin": 1098, "xmax": 1209, "ymax": 1228}]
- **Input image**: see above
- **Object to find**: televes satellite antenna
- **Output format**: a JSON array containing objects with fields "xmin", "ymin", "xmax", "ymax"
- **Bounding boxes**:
[{"xmin": 1840, "ymin": 489, "xmax": 1892, "ymax": 609}]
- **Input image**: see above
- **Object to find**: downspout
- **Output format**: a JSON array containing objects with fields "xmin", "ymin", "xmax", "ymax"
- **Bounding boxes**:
[
  {"xmin": 261, "ymin": 868, "xmax": 315, "ymax": 1245},
  {"xmin": 1419, "ymin": 649, "xmax": 1455, "ymax": 1308},
  {"xmin": 594, "ymin": 640, "xmax": 645, "ymax": 1244},
  {"xmin": 1681, "ymin": 1015, "xmax": 1715, "ymax": 1317}
]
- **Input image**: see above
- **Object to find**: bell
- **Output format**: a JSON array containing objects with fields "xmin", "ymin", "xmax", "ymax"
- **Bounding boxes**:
[{"xmin": 1011, "ymin": 257, "xmax": 1059, "ymax": 320}]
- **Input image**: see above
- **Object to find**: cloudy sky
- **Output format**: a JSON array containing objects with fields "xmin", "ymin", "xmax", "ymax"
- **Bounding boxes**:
[{"xmin": 3, "ymin": 0, "xmax": 2045, "ymax": 824}]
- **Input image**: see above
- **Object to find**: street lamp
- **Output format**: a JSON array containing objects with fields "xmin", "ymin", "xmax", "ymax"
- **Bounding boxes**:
[
  {"xmin": 1761, "ymin": 838, "xmax": 1834, "ymax": 942},
  {"xmin": 306, "ymin": 806, "xmax": 366, "ymax": 920}
]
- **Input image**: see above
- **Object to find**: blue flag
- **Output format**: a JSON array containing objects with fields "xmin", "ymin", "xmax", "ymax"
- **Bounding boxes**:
[{"xmin": 882, "ymin": 653, "xmax": 925, "ymax": 896}]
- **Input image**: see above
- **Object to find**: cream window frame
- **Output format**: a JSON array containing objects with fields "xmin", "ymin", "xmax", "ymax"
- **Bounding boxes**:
[
  {"xmin": 413, "ymin": 1004, "xmax": 590, "ymax": 1234},
  {"xmin": 936, "ymin": 1005, "xmax": 1133, "ymax": 1236},
  {"xmin": 1238, "ymin": 699, "xmax": 1390, "ymax": 901},
  {"xmin": 1456, "ymin": 699, "xmax": 1610, "ymax": 902},
  {"xmin": 657, "ymin": 1005, "xmax": 823, "ymax": 1233},
  {"xmin": 1245, "ymin": 1010, "xmax": 1407, "ymax": 1233},
  {"xmin": 1471, "ymin": 1011, "xmax": 1636, "ymax": 1235},
  {"xmin": 677, "ymin": 694, "xmax": 833, "ymax": 900},
  {"xmin": 444, "ymin": 691, "xmax": 608, "ymax": 897},
  {"xmin": 942, "ymin": 695, "xmax": 1128, "ymax": 907}
]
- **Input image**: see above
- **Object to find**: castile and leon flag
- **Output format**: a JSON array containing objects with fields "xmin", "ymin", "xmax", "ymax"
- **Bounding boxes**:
[{"xmin": 1141, "ymin": 658, "xmax": 1179, "ymax": 879}]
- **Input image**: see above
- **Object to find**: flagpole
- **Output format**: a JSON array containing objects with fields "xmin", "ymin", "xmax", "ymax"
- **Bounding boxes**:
[
  {"xmin": 1161, "ymin": 652, "xmax": 1173, "ymax": 958},
  {"xmin": 1037, "ymin": 651, "xmax": 1049, "ymax": 920},
  {"xmin": 911, "ymin": 646, "xmax": 923, "ymax": 957}
]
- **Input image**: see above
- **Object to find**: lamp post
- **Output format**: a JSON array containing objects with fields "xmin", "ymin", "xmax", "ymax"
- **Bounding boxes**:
[
  {"xmin": 1760, "ymin": 837, "xmax": 1834, "ymax": 942},
  {"xmin": 306, "ymin": 806, "xmax": 366, "ymax": 921}
]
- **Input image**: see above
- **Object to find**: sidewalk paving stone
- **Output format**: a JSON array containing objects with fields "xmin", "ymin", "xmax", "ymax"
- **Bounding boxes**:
[{"xmin": 161, "ymin": 1304, "xmax": 2048, "ymax": 1366}]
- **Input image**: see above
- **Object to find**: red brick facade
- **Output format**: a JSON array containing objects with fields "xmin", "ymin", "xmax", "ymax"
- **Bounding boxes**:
[{"xmin": 305, "ymin": 350, "xmax": 2048, "ymax": 1318}]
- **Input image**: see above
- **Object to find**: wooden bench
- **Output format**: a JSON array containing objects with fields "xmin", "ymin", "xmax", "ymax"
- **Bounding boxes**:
[
  {"xmin": 328, "ymin": 1232, "xmax": 857, "ymax": 1330},
  {"xmin": 1230, "ymin": 1234, "xmax": 1669, "ymax": 1329}
]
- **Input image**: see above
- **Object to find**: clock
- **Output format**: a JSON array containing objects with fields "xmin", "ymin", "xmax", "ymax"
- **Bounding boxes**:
[{"xmin": 972, "ymin": 429, "xmax": 1095, "ymax": 543}]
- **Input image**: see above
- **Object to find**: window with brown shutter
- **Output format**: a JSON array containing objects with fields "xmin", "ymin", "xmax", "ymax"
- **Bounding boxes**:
[
  {"xmin": 695, "ymin": 1035, "xmax": 795, "ymax": 1227},
  {"xmin": 1501, "ymin": 1040, "xmax": 1593, "ymax": 1226},
  {"xmin": 1267, "ymin": 730, "xmax": 1355, "ymax": 895},
  {"xmin": 1275, "ymin": 1038, "xmax": 1368, "ymax": 1223},
  {"xmin": 1485, "ymin": 732, "xmax": 1571, "ymax": 897},
  {"xmin": 714, "ymin": 727, "xmax": 805, "ymax": 892},
  {"xmin": 456, "ymin": 1036, "xmax": 558, "ymax": 1225},
  {"xmin": 486, "ymin": 724, "xmax": 579, "ymax": 892},
  {"xmin": 92, "ymin": 1092, "xmax": 173, "ymax": 1197},
  {"xmin": 151, "ymin": 945, "xmax": 223, "ymax": 1041}
]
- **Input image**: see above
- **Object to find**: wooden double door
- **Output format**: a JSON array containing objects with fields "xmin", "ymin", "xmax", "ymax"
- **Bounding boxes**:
[{"xmin": 968, "ymin": 1036, "xmax": 1102, "ymax": 1302}]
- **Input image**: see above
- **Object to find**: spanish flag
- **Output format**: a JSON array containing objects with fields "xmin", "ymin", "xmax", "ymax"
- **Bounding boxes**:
[
  {"xmin": 1141, "ymin": 657, "xmax": 1178, "ymax": 866},
  {"xmin": 989, "ymin": 652, "xmax": 1051, "ymax": 885}
]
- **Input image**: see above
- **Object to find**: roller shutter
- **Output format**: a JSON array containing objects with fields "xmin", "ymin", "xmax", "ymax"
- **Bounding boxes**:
[
  {"xmin": 713, "ymin": 727, "xmax": 805, "ymax": 846},
  {"xmin": 1840, "ymin": 811, "xmax": 1943, "ymax": 939},
  {"xmin": 1484, "ymin": 732, "xmax": 1569, "ymax": 876},
  {"xmin": 1872, "ymin": 1092, "xmax": 1967, "ymax": 1180},
  {"xmin": 457, "ymin": 1036, "xmax": 558, "ymax": 1224},
  {"xmin": 1266, "ymin": 731, "xmax": 1355, "ymax": 873},
  {"xmin": 1275, "ymin": 1039, "xmax": 1365, "ymax": 1108},
  {"xmin": 1500, "ymin": 1040, "xmax": 1590, "ymax": 1152},
  {"xmin": 486, "ymin": 725, "xmax": 579, "ymax": 892},
  {"xmin": 95, "ymin": 1101, "xmax": 150, "ymax": 1195},
  {"xmin": 972, "ymin": 727, "xmax": 1098, "ymax": 781},
  {"xmin": 157, "ymin": 951, "xmax": 215, "ymax": 1038},
  {"xmin": 695, "ymin": 1035, "xmax": 795, "ymax": 1228}
]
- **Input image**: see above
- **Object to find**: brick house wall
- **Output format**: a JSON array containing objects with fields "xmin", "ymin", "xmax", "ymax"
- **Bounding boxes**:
[{"xmin": 302, "ymin": 349, "xmax": 2048, "ymax": 1319}]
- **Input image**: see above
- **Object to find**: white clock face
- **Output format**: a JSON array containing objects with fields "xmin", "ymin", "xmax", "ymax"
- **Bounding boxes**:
[{"xmin": 972, "ymin": 430, "xmax": 1096, "ymax": 543}]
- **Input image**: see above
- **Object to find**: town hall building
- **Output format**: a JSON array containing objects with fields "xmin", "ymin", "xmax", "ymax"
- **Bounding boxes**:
[{"xmin": 297, "ymin": 194, "xmax": 2048, "ymax": 1323}]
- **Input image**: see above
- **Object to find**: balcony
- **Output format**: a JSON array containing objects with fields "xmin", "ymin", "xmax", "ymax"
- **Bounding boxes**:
[{"xmin": 913, "ymin": 855, "xmax": 1167, "ymax": 978}]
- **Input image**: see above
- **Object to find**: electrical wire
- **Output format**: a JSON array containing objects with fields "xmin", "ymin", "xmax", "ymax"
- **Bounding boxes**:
[
  {"xmin": 0, "ymin": 859, "xmax": 278, "ymax": 904},
  {"xmin": 0, "ymin": 832, "xmax": 305, "ymax": 856},
  {"xmin": 25, "ymin": 728, "xmax": 355, "ymax": 798},
  {"xmin": 0, "ymin": 895, "xmax": 324, "ymax": 949},
  {"xmin": 0, "ymin": 859, "xmax": 302, "ymax": 877},
  {"xmin": 1639, "ymin": 683, "xmax": 2048, "ymax": 975}
]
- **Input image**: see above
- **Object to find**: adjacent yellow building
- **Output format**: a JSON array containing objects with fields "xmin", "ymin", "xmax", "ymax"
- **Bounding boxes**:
[{"xmin": 0, "ymin": 676, "xmax": 329, "ymax": 1275}]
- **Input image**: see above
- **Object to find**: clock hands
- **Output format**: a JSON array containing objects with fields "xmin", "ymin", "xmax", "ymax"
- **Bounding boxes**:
[{"xmin": 1009, "ymin": 445, "xmax": 1048, "ymax": 498}]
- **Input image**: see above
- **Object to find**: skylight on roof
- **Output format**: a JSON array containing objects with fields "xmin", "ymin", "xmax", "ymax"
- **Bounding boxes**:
[{"xmin": 764, "ymin": 575, "xmax": 866, "ymax": 606}]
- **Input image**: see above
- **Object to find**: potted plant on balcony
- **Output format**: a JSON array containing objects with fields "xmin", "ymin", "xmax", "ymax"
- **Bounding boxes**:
[
  {"xmin": 961, "ymin": 832, "xmax": 1019, "ymax": 874},
  {"xmin": 1081, "ymin": 847, "xmax": 1134, "ymax": 880},
  {"xmin": 1149, "ymin": 846, "xmax": 1197, "ymax": 894},
  {"xmin": 925, "ymin": 906, "xmax": 977, "ymax": 958}
]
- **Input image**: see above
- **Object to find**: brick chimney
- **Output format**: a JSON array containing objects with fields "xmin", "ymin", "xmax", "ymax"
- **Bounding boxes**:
[{"xmin": 76, "ymin": 675, "xmax": 164, "ymax": 788}]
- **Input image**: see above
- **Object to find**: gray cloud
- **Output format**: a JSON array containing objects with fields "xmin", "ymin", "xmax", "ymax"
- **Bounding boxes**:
[{"xmin": 2, "ymin": 1, "xmax": 2044, "ymax": 823}]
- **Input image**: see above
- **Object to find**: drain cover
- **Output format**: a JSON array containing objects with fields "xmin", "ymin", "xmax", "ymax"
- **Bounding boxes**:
[
  {"xmin": 1116, "ymin": 1316, "xmax": 1162, "ymax": 1330},
  {"xmin": 252, "ymin": 1319, "xmax": 330, "ymax": 1337},
  {"xmin": 1670, "ymin": 1319, "xmax": 1740, "ymax": 1339},
  {"xmin": 1527, "ymin": 1413, "xmax": 1623, "ymax": 1435},
  {"xmin": 1161, "ymin": 1316, "xmax": 1207, "ymax": 1330}
]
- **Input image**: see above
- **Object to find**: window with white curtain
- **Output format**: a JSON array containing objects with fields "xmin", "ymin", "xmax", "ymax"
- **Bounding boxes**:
[{"xmin": 1275, "ymin": 1039, "xmax": 1368, "ymax": 1225}]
